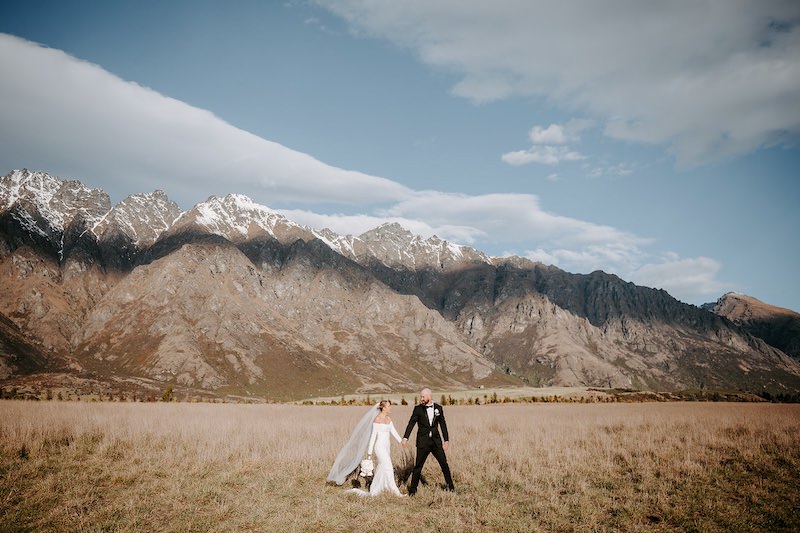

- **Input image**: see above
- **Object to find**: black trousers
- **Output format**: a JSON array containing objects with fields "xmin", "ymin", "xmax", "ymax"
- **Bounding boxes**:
[{"xmin": 409, "ymin": 443, "xmax": 454, "ymax": 493}]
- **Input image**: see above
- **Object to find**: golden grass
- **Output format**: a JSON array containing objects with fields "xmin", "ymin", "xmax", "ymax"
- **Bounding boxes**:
[
  {"xmin": 301, "ymin": 386, "xmax": 605, "ymax": 404},
  {"xmin": 1, "ymin": 401, "xmax": 798, "ymax": 532}
]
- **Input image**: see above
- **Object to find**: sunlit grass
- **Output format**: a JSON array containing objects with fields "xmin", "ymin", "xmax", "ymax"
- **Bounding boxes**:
[{"xmin": 1, "ymin": 401, "xmax": 798, "ymax": 532}]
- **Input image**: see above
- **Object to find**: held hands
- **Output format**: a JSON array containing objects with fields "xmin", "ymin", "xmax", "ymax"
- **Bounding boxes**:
[{"xmin": 401, "ymin": 438, "xmax": 449, "ymax": 450}]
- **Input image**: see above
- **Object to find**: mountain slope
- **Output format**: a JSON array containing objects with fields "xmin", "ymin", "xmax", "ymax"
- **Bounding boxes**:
[
  {"xmin": 0, "ymin": 311, "xmax": 53, "ymax": 379},
  {"xmin": 1, "ymin": 169, "xmax": 799, "ymax": 399},
  {"xmin": 73, "ymin": 237, "xmax": 513, "ymax": 399},
  {"xmin": 351, "ymin": 252, "xmax": 800, "ymax": 392},
  {"xmin": 705, "ymin": 293, "xmax": 800, "ymax": 361}
]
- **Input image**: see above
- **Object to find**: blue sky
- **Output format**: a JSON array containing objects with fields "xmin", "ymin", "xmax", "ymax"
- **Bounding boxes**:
[{"xmin": 1, "ymin": 1, "xmax": 798, "ymax": 311}]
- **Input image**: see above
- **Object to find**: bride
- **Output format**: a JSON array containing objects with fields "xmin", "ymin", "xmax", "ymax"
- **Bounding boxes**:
[{"xmin": 327, "ymin": 400, "xmax": 405, "ymax": 496}]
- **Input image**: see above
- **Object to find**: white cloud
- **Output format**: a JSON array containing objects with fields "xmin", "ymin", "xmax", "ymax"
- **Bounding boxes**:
[
  {"xmin": 529, "ymin": 124, "xmax": 568, "ymax": 144},
  {"xmin": 522, "ymin": 242, "xmax": 645, "ymax": 275},
  {"xmin": 285, "ymin": 190, "xmax": 649, "ymax": 255},
  {"xmin": 545, "ymin": 173, "xmax": 560, "ymax": 182},
  {"xmin": 588, "ymin": 163, "xmax": 634, "ymax": 178},
  {"xmin": 628, "ymin": 256, "xmax": 726, "ymax": 303},
  {"xmin": 380, "ymin": 190, "xmax": 648, "ymax": 249},
  {"xmin": 277, "ymin": 210, "xmax": 392, "ymax": 238},
  {"xmin": 303, "ymin": 16, "xmax": 339, "ymax": 35},
  {"xmin": 283, "ymin": 191, "xmax": 731, "ymax": 301},
  {"xmin": 529, "ymin": 120, "xmax": 593, "ymax": 144},
  {"xmin": 275, "ymin": 208, "xmax": 486, "ymax": 244},
  {"xmin": 518, "ymin": 248, "xmax": 725, "ymax": 305},
  {"xmin": 502, "ymin": 145, "xmax": 586, "ymax": 166},
  {"xmin": 320, "ymin": 0, "xmax": 800, "ymax": 165},
  {"xmin": 0, "ymin": 33, "xmax": 410, "ymax": 207},
  {"xmin": 502, "ymin": 119, "xmax": 592, "ymax": 166}
]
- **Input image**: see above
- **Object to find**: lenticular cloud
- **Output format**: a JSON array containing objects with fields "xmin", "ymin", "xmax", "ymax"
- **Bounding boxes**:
[{"xmin": 0, "ymin": 33, "xmax": 410, "ymax": 207}]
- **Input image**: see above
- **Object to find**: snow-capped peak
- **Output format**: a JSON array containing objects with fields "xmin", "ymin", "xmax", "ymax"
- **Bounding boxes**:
[
  {"xmin": 172, "ymin": 193, "xmax": 309, "ymax": 243},
  {"xmin": 92, "ymin": 190, "xmax": 183, "ymax": 247},
  {"xmin": 1, "ymin": 170, "xmax": 489, "ymax": 271},
  {"xmin": 0, "ymin": 169, "xmax": 110, "ymax": 230},
  {"xmin": 328, "ymin": 221, "xmax": 488, "ymax": 270},
  {"xmin": 311, "ymin": 227, "xmax": 359, "ymax": 258}
]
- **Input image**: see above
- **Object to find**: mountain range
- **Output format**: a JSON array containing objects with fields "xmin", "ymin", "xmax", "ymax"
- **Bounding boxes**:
[
  {"xmin": 702, "ymin": 293, "xmax": 800, "ymax": 362},
  {"xmin": 2, "ymin": 169, "xmax": 799, "ymax": 401}
]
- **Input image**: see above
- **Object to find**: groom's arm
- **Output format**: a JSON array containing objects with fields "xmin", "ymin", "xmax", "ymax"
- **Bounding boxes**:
[
  {"xmin": 438, "ymin": 405, "xmax": 450, "ymax": 444},
  {"xmin": 402, "ymin": 406, "xmax": 418, "ymax": 440}
]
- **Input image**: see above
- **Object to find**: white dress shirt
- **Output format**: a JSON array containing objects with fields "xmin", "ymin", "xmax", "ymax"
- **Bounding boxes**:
[{"xmin": 426, "ymin": 403, "xmax": 434, "ymax": 436}]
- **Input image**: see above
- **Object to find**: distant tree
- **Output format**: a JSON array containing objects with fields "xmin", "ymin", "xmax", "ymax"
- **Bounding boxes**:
[
  {"xmin": 400, "ymin": 397, "xmax": 408, "ymax": 405},
  {"xmin": 161, "ymin": 385, "xmax": 174, "ymax": 402}
]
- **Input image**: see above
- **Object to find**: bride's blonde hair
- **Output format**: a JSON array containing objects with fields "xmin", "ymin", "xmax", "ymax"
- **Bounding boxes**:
[{"xmin": 377, "ymin": 399, "xmax": 392, "ymax": 411}]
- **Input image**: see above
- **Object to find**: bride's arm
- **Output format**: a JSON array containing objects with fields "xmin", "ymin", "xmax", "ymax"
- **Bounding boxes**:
[
  {"xmin": 390, "ymin": 421, "xmax": 402, "ymax": 443},
  {"xmin": 367, "ymin": 424, "xmax": 377, "ymax": 456}
]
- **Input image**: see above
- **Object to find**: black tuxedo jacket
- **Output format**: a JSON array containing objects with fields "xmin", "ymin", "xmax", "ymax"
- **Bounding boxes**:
[{"xmin": 403, "ymin": 403, "xmax": 449, "ymax": 448}]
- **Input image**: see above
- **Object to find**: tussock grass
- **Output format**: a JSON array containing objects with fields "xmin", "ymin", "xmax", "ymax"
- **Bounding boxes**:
[{"xmin": 1, "ymin": 401, "xmax": 798, "ymax": 532}]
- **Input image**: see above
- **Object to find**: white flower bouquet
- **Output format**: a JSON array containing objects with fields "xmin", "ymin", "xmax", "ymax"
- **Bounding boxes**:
[{"xmin": 360, "ymin": 457, "xmax": 374, "ymax": 477}]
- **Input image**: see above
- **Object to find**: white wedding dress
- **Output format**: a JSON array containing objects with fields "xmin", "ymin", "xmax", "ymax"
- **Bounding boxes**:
[{"xmin": 347, "ymin": 421, "xmax": 404, "ymax": 497}]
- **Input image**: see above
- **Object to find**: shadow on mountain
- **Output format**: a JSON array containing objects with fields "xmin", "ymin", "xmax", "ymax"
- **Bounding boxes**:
[
  {"xmin": 361, "ymin": 257, "xmax": 726, "ymax": 332},
  {"xmin": 0, "ymin": 312, "xmax": 53, "ymax": 376}
]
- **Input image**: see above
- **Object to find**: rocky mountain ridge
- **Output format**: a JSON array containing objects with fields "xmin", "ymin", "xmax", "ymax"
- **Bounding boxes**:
[
  {"xmin": 2, "ymin": 169, "xmax": 799, "ymax": 400},
  {"xmin": 0, "ymin": 170, "xmax": 489, "ymax": 270},
  {"xmin": 704, "ymin": 292, "xmax": 800, "ymax": 361}
]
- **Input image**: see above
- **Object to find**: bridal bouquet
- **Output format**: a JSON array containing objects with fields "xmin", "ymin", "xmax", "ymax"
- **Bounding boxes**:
[{"xmin": 359, "ymin": 457, "xmax": 374, "ymax": 477}]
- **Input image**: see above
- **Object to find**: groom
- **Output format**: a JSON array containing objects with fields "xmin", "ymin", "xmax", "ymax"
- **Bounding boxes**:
[{"xmin": 402, "ymin": 387, "xmax": 455, "ymax": 494}]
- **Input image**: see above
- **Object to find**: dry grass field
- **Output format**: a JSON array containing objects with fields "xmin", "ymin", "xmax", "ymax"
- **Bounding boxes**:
[{"xmin": 1, "ymin": 401, "xmax": 798, "ymax": 532}]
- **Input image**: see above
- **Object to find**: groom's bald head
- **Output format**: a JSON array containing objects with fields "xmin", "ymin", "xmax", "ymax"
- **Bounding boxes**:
[{"xmin": 420, "ymin": 387, "xmax": 432, "ymax": 404}]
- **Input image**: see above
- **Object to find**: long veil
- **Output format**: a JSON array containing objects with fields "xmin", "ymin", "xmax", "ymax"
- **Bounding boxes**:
[{"xmin": 327, "ymin": 402, "xmax": 379, "ymax": 485}]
